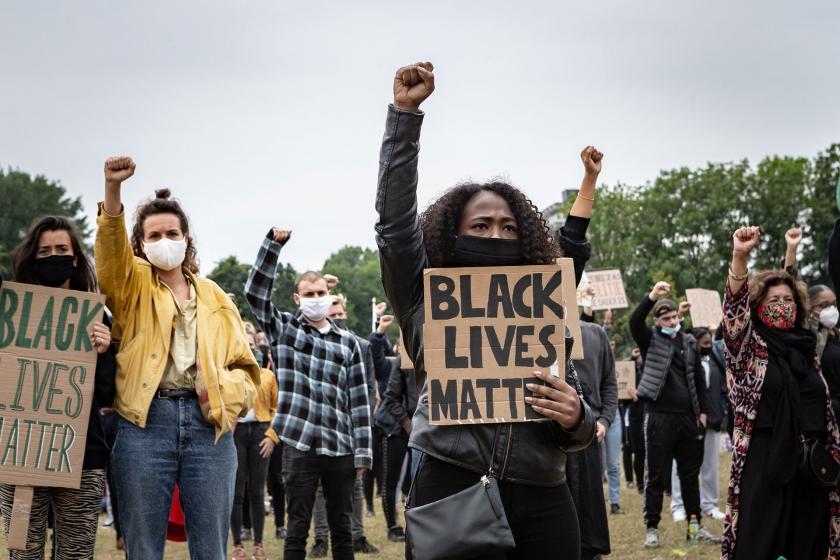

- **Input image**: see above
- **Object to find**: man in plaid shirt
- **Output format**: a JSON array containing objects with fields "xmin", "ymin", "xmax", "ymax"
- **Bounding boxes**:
[{"xmin": 245, "ymin": 227, "xmax": 372, "ymax": 560}]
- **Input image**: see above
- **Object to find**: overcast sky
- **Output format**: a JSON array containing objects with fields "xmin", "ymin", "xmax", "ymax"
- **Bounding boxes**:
[{"xmin": 2, "ymin": 1, "xmax": 839, "ymax": 276}]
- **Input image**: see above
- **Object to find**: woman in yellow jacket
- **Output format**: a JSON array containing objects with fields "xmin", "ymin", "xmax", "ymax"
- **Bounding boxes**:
[
  {"xmin": 95, "ymin": 156, "xmax": 260, "ymax": 560},
  {"xmin": 232, "ymin": 332, "xmax": 280, "ymax": 560}
]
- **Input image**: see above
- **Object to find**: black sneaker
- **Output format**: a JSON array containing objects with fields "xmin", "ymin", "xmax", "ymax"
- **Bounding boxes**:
[
  {"xmin": 610, "ymin": 503, "xmax": 625, "ymax": 515},
  {"xmin": 309, "ymin": 539, "xmax": 328, "ymax": 558},
  {"xmin": 275, "ymin": 526, "xmax": 287, "ymax": 540},
  {"xmin": 354, "ymin": 537, "xmax": 380, "ymax": 554},
  {"xmin": 388, "ymin": 527, "xmax": 406, "ymax": 542}
]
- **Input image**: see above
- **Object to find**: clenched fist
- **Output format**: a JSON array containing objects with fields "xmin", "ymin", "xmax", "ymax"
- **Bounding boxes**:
[
  {"xmin": 104, "ymin": 156, "xmax": 136, "ymax": 184},
  {"xmin": 785, "ymin": 227, "xmax": 803, "ymax": 248},
  {"xmin": 733, "ymin": 226, "xmax": 760, "ymax": 256},
  {"xmin": 581, "ymin": 146, "xmax": 604, "ymax": 176},
  {"xmin": 272, "ymin": 228, "xmax": 292, "ymax": 244},
  {"xmin": 393, "ymin": 62, "xmax": 435, "ymax": 113},
  {"xmin": 649, "ymin": 281, "xmax": 671, "ymax": 302}
]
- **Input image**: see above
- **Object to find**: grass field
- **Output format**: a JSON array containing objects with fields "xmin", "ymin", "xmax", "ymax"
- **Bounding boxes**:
[{"xmin": 1, "ymin": 454, "xmax": 730, "ymax": 559}]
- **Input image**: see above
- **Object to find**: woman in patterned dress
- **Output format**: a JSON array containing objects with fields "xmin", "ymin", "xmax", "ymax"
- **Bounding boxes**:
[{"xmin": 721, "ymin": 225, "xmax": 840, "ymax": 559}]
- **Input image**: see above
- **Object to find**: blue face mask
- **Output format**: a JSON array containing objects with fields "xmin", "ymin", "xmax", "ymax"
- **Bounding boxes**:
[{"xmin": 660, "ymin": 323, "xmax": 681, "ymax": 336}]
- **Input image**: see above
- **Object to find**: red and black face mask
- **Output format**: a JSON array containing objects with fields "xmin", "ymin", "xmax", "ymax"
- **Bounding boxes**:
[{"xmin": 757, "ymin": 301, "xmax": 797, "ymax": 331}]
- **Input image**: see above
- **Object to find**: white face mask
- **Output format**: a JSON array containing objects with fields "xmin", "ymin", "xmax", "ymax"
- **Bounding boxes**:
[
  {"xmin": 820, "ymin": 306, "xmax": 839, "ymax": 329},
  {"xmin": 299, "ymin": 295, "xmax": 333, "ymax": 322},
  {"xmin": 143, "ymin": 238, "xmax": 187, "ymax": 271}
]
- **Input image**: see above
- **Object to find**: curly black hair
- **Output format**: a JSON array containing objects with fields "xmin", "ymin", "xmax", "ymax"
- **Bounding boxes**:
[{"xmin": 420, "ymin": 181, "xmax": 560, "ymax": 267}]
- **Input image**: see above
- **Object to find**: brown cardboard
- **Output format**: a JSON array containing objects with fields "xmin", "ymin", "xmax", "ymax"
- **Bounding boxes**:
[
  {"xmin": 7, "ymin": 485, "xmax": 33, "ymax": 550},
  {"xmin": 559, "ymin": 259, "xmax": 584, "ymax": 361},
  {"xmin": 615, "ymin": 361, "xmax": 636, "ymax": 400},
  {"xmin": 0, "ymin": 282, "xmax": 103, "ymax": 490},
  {"xmin": 685, "ymin": 289, "xmax": 724, "ymax": 330},
  {"xmin": 423, "ymin": 265, "xmax": 569, "ymax": 425},
  {"xmin": 586, "ymin": 269, "xmax": 629, "ymax": 311},
  {"xmin": 398, "ymin": 330, "xmax": 414, "ymax": 369}
]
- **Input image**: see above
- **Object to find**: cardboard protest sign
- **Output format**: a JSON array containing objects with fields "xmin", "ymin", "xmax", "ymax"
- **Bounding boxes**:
[
  {"xmin": 398, "ymin": 329, "xmax": 414, "ymax": 369},
  {"xmin": 685, "ymin": 289, "xmax": 724, "ymax": 330},
  {"xmin": 586, "ymin": 269, "xmax": 629, "ymax": 311},
  {"xmin": 423, "ymin": 265, "xmax": 570, "ymax": 425},
  {"xmin": 559, "ymin": 258, "xmax": 584, "ymax": 361},
  {"xmin": 0, "ymin": 282, "xmax": 103, "ymax": 490},
  {"xmin": 615, "ymin": 361, "xmax": 636, "ymax": 400}
]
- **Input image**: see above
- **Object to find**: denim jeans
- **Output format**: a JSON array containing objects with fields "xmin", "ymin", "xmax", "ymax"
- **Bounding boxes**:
[
  {"xmin": 604, "ymin": 413, "xmax": 622, "ymax": 505},
  {"xmin": 111, "ymin": 397, "xmax": 236, "ymax": 560},
  {"xmin": 282, "ymin": 444, "xmax": 356, "ymax": 560}
]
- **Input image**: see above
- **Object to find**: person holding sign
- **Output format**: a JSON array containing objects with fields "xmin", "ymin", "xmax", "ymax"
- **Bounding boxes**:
[
  {"xmin": 95, "ymin": 158, "xmax": 261, "ymax": 560},
  {"xmin": 375, "ymin": 61, "xmax": 598, "ymax": 559},
  {"xmin": 0, "ymin": 216, "xmax": 116, "ymax": 559},
  {"xmin": 720, "ymin": 226, "xmax": 839, "ymax": 560},
  {"xmin": 629, "ymin": 281, "xmax": 719, "ymax": 547}
]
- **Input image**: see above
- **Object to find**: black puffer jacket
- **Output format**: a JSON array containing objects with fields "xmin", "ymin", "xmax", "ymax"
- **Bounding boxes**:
[{"xmin": 374, "ymin": 105, "xmax": 596, "ymax": 487}]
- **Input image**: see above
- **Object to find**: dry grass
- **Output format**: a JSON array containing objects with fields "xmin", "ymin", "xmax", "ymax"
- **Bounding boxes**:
[{"xmin": 1, "ymin": 454, "xmax": 730, "ymax": 559}]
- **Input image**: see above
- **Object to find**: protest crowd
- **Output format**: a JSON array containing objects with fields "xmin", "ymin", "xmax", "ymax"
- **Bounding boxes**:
[{"xmin": 1, "ymin": 61, "xmax": 839, "ymax": 560}]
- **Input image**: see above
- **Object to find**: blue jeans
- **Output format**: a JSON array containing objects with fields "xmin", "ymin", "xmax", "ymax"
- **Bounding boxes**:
[
  {"xmin": 111, "ymin": 397, "xmax": 236, "ymax": 560},
  {"xmin": 604, "ymin": 413, "xmax": 622, "ymax": 505}
]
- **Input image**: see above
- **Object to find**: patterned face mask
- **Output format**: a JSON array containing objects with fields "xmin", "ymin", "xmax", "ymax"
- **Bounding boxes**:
[{"xmin": 758, "ymin": 301, "xmax": 797, "ymax": 330}]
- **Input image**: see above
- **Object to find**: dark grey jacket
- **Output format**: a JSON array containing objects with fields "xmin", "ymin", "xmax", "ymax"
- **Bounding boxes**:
[
  {"xmin": 637, "ymin": 331, "xmax": 702, "ymax": 416},
  {"xmin": 573, "ymin": 322, "xmax": 618, "ymax": 431},
  {"xmin": 374, "ymin": 105, "xmax": 596, "ymax": 487}
]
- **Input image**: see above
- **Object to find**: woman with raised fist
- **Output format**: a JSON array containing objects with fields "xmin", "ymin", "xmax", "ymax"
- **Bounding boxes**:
[
  {"xmin": 0, "ymin": 217, "xmax": 115, "ymax": 559},
  {"xmin": 95, "ymin": 157, "xmax": 260, "ymax": 559},
  {"xmin": 375, "ymin": 62, "xmax": 600, "ymax": 559},
  {"xmin": 721, "ymin": 226, "xmax": 840, "ymax": 559}
]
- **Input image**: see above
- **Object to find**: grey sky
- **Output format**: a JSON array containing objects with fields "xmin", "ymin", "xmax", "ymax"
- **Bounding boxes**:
[{"xmin": 2, "ymin": 1, "xmax": 838, "ymax": 275}]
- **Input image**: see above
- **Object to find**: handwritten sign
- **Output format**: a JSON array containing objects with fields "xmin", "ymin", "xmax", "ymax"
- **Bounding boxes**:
[
  {"xmin": 685, "ymin": 289, "xmax": 723, "ymax": 329},
  {"xmin": 0, "ymin": 282, "xmax": 103, "ymax": 489},
  {"xmin": 423, "ymin": 265, "xmax": 570, "ymax": 425},
  {"xmin": 615, "ymin": 361, "xmax": 635, "ymax": 400},
  {"xmin": 585, "ymin": 269, "xmax": 629, "ymax": 311}
]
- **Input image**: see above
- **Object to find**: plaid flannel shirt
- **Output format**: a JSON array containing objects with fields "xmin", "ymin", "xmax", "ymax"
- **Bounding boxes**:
[{"xmin": 245, "ymin": 235, "xmax": 372, "ymax": 469}]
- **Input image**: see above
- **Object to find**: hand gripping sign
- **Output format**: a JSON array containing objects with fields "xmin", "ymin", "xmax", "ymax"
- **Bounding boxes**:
[
  {"xmin": 423, "ymin": 263, "xmax": 573, "ymax": 425},
  {"xmin": 0, "ymin": 282, "xmax": 104, "ymax": 549}
]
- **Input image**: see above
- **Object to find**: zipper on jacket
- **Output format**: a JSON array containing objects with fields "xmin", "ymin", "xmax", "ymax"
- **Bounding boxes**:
[
  {"xmin": 488, "ymin": 425, "xmax": 502, "ymax": 476},
  {"xmin": 499, "ymin": 425, "xmax": 514, "ymax": 478}
]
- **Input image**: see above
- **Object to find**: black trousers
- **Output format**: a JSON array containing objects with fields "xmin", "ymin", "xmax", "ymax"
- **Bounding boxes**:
[
  {"xmin": 232, "ymin": 422, "xmax": 271, "ymax": 545},
  {"xmin": 282, "ymin": 445, "xmax": 355, "ymax": 560},
  {"xmin": 382, "ymin": 433, "xmax": 410, "ymax": 530},
  {"xmin": 269, "ymin": 442, "xmax": 286, "ymax": 528},
  {"xmin": 626, "ymin": 410, "xmax": 646, "ymax": 487},
  {"xmin": 643, "ymin": 411, "xmax": 703, "ymax": 528},
  {"xmin": 364, "ymin": 425, "xmax": 383, "ymax": 513},
  {"xmin": 407, "ymin": 455, "xmax": 580, "ymax": 560}
]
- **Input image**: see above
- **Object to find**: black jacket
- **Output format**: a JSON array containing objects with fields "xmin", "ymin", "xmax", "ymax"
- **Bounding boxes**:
[
  {"xmin": 374, "ymin": 105, "xmax": 596, "ymax": 487},
  {"xmin": 382, "ymin": 359, "xmax": 419, "ymax": 438},
  {"xmin": 369, "ymin": 331, "xmax": 396, "ymax": 399},
  {"xmin": 703, "ymin": 339, "xmax": 729, "ymax": 431}
]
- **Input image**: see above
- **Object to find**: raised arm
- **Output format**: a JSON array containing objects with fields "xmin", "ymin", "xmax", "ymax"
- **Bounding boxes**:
[
  {"xmin": 95, "ymin": 157, "xmax": 140, "ymax": 325},
  {"xmin": 783, "ymin": 226, "xmax": 802, "ymax": 274},
  {"xmin": 724, "ymin": 227, "xmax": 760, "ymax": 359},
  {"xmin": 244, "ymin": 228, "xmax": 293, "ymax": 343},
  {"xmin": 630, "ymin": 282, "xmax": 669, "ymax": 355},
  {"xmin": 557, "ymin": 148, "xmax": 602, "ymax": 285},
  {"xmin": 374, "ymin": 62, "xmax": 435, "ymax": 327}
]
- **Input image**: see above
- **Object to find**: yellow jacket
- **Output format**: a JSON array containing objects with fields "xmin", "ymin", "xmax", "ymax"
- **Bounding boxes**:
[
  {"xmin": 95, "ymin": 204, "xmax": 259, "ymax": 440},
  {"xmin": 253, "ymin": 367, "xmax": 280, "ymax": 443}
]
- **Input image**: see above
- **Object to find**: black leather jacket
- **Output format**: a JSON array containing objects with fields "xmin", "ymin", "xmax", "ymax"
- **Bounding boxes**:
[{"xmin": 374, "ymin": 105, "xmax": 596, "ymax": 487}]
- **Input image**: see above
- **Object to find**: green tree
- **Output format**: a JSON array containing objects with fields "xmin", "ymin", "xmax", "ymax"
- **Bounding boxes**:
[
  {"xmin": 322, "ymin": 246, "xmax": 387, "ymax": 335},
  {"xmin": 270, "ymin": 262, "xmax": 300, "ymax": 315},
  {"xmin": 0, "ymin": 168, "xmax": 90, "ymax": 276},
  {"xmin": 207, "ymin": 256, "xmax": 256, "ymax": 323},
  {"xmin": 802, "ymin": 143, "xmax": 840, "ymax": 284}
]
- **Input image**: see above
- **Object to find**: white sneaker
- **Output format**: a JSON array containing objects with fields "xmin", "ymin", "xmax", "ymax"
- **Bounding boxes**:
[
  {"xmin": 672, "ymin": 509, "xmax": 686, "ymax": 522},
  {"xmin": 644, "ymin": 528, "xmax": 660, "ymax": 548},
  {"xmin": 704, "ymin": 508, "xmax": 725, "ymax": 520}
]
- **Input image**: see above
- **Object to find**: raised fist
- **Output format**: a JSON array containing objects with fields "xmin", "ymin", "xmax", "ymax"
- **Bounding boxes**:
[
  {"xmin": 104, "ymin": 156, "xmax": 136, "ymax": 183},
  {"xmin": 272, "ymin": 229, "xmax": 292, "ymax": 244},
  {"xmin": 393, "ymin": 62, "xmax": 435, "ymax": 113},
  {"xmin": 678, "ymin": 301, "xmax": 691, "ymax": 319},
  {"xmin": 581, "ymin": 146, "xmax": 603, "ymax": 176},
  {"xmin": 785, "ymin": 227, "xmax": 803, "ymax": 247},
  {"xmin": 324, "ymin": 274, "xmax": 339, "ymax": 289},
  {"xmin": 375, "ymin": 301, "xmax": 388, "ymax": 318},
  {"xmin": 733, "ymin": 226, "xmax": 760, "ymax": 256},
  {"xmin": 649, "ymin": 281, "xmax": 671, "ymax": 301},
  {"xmin": 377, "ymin": 314, "xmax": 394, "ymax": 334}
]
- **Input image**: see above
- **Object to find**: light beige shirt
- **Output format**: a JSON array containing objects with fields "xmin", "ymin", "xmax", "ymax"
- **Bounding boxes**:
[{"xmin": 159, "ymin": 279, "xmax": 198, "ymax": 389}]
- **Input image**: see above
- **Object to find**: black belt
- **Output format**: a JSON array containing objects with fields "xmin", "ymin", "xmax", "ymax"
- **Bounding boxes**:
[{"xmin": 155, "ymin": 388, "xmax": 198, "ymax": 399}]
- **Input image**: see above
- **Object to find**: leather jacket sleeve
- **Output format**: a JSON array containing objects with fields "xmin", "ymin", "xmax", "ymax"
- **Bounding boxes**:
[{"xmin": 550, "ymin": 398, "xmax": 597, "ymax": 453}]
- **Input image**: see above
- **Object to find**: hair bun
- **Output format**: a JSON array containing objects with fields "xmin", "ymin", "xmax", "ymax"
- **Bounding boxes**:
[{"xmin": 154, "ymin": 188, "xmax": 171, "ymax": 200}]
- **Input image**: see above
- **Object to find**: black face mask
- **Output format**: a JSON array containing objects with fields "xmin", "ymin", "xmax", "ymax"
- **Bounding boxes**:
[
  {"xmin": 252, "ymin": 348, "xmax": 264, "ymax": 365},
  {"xmin": 333, "ymin": 318, "xmax": 348, "ymax": 330},
  {"xmin": 451, "ymin": 235, "xmax": 523, "ymax": 267},
  {"xmin": 700, "ymin": 346, "xmax": 712, "ymax": 356},
  {"xmin": 33, "ymin": 255, "xmax": 75, "ymax": 288}
]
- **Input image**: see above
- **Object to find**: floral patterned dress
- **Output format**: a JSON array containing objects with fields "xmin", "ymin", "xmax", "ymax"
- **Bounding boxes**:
[{"xmin": 721, "ymin": 280, "xmax": 840, "ymax": 559}]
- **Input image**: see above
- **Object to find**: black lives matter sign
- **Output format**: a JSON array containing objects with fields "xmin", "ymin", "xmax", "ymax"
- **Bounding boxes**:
[
  {"xmin": 0, "ymin": 282, "xmax": 103, "ymax": 489},
  {"xmin": 423, "ymin": 265, "xmax": 569, "ymax": 425}
]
